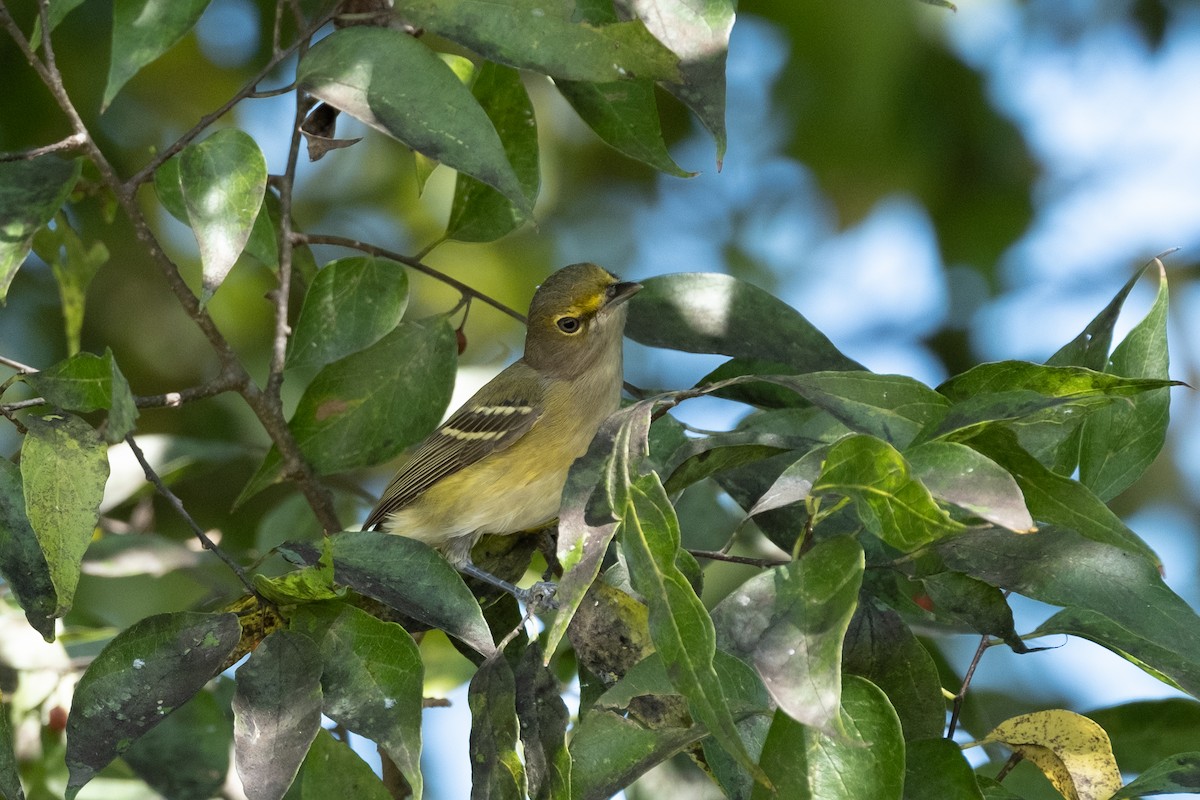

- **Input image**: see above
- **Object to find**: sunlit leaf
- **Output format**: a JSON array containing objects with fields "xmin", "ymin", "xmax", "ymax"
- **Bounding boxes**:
[
  {"xmin": 974, "ymin": 709, "xmax": 1122, "ymax": 800},
  {"xmin": 240, "ymin": 317, "xmax": 456, "ymax": 502},
  {"xmin": 0, "ymin": 457, "xmax": 56, "ymax": 640},
  {"xmin": 713, "ymin": 536, "xmax": 864, "ymax": 734},
  {"xmin": 25, "ymin": 348, "xmax": 138, "ymax": 442},
  {"xmin": 177, "ymin": 129, "xmax": 267, "ymax": 306},
  {"xmin": 0, "ymin": 156, "xmax": 80, "ymax": 302},
  {"xmin": 289, "ymin": 603, "xmax": 424, "ymax": 799},
  {"xmin": 65, "ymin": 611, "xmax": 240, "ymax": 799},
  {"xmin": 104, "ymin": 0, "xmax": 214, "ymax": 110},
  {"xmin": 906, "ymin": 441, "xmax": 1033, "ymax": 532},
  {"xmin": 445, "ymin": 62, "xmax": 540, "ymax": 242},
  {"xmin": 21, "ymin": 412, "xmax": 109, "ymax": 617},
  {"xmin": 232, "ymin": 630, "xmax": 323, "ymax": 800},
  {"xmin": 400, "ymin": 0, "xmax": 681, "ymax": 83},
  {"xmin": 32, "ymin": 214, "xmax": 109, "ymax": 356},
  {"xmin": 297, "ymin": 27, "xmax": 531, "ymax": 213},
  {"xmin": 752, "ymin": 676, "xmax": 904, "ymax": 800},
  {"xmin": 287, "ymin": 257, "xmax": 409, "ymax": 370}
]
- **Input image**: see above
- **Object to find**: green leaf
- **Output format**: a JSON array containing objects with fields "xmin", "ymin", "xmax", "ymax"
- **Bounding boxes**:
[
  {"xmin": 0, "ymin": 457, "xmax": 57, "ymax": 640},
  {"xmin": 556, "ymin": 78, "xmax": 694, "ymax": 177},
  {"xmin": 284, "ymin": 729, "xmax": 392, "ymax": 800},
  {"xmin": 903, "ymin": 737, "xmax": 984, "ymax": 800},
  {"xmin": 618, "ymin": 470, "xmax": 766, "ymax": 782},
  {"xmin": 297, "ymin": 27, "xmax": 531, "ymax": 214},
  {"xmin": 1087, "ymin": 699, "xmax": 1200, "ymax": 773},
  {"xmin": 122, "ymin": 689, "xmax": 232, "ymax": 800},
  {"xmin": 64, "ymin": 611, "xmax": 240, "ymax": 799},
  {"xmin": 613, "ymin": 0, "xmax": 735, "ymax": 165},
  {"xmin": 626, "ymin": 272, "xmax": 860, "ymax": 372},
  {"xmin": 21, "ymin": 412, "xmax": 109, "ymax": 616},
  {"xmin": 1079, "ymin": 261, "xmax": 1172, "ymax": 501},
  {"xmin": 939, "ymin": 361, "xmax": 1173, "ymax": 403},
  {"xmin": 32, "ymin": 214, "xmax": 109, "ymax": 356},
  {"xmin": 712, "ymin": 536, "xmax": 864, "ymax": 734},
  {"xmin": 232, "ymin": 630, "xmax": 323, "ymax": 800},
  {"xmin": 905, "ymin": 441, "xmax": 1033, "ymax": 532},
  {"xmin": 966, "ymin": 428, "xmax": 1159, "ymax": 565},
  {"xmin": 842, "ymin": 602, "xmax": 945, "ymax": 740},
  {"xmin": 1111, "ymin": 752, "xmax": 1200, "ymax": 799},
  {"xmin": 31, "ymin": 0, "xmax": 89, "ymax": 42},
  {"xmin": 752, "ymin": 676, "xmax": 905, "ymax": 800},
  {"xmin": 0, "ymin": 683, "xmax": 22, "ymax": 800},
  {"xmin": 919, "ymin": 571, "xmax": 1031, "ymax": 654},
  {"xmin": 283, "ymin": 532, "xmax": 496, "ymax": 657},
  {"xmin": 445, "ymin": 62, "xmax": 540, "ymax": 243},
  {"xmin": 1048, "ymin": 262, "xmax": 1150, "ymax": 371},
  {"xmin": 0, "ymin": 156, "xmax": 80, "ymax": 302},
  {"xmin": 812, "ymin": 434, "xmax": 961, "ymax": 551},
  {"xmin": 289, "ymin": 603, "xmax": 424, "ymax": 799},
  {"xmin": 240, "ymin": 317, "xmax": 456, "ymax": 502},
  {"xmin": 568, "ymin": 709, "xmax": 708, "ymax": 800},
  {"xmin": 25, "ymin": 348, "xmax": 138, "ymax": 442},
  {"xmin": 515, "ymin": 644, "xmax": 571, "ymax": 800},
  {"xmin": 469, "ymin": 652, "xmax": 525, "ymax": 800},
  {"xmin": 287, "ymin": 257, "xmax": 410, "ymax": 370},
  {"xmin": 767, "ymin": 371, "xmax": 950, "ymax": 449},
  {"xmin": 927, "ymin": 525, "xmax": 1200, "ymax": 698},
  {"xmin": 400, "ymin": 0, "xmax": 681, "ymax": 83},
  {"xmin": 104, "ymin": 0, "xmax": 214, "ymax": 110},
  {"xmin": 177, "ymin": 129, "xmax": 267, "ymax": 306}
]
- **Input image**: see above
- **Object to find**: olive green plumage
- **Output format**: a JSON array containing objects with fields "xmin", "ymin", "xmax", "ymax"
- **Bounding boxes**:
[{"xmin": 363, "ymin": 263, "xmax": 641, "ymax": 568}]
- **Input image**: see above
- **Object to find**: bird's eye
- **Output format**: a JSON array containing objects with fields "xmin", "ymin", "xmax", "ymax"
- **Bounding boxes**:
[
  {"xmin": 605, "ymin": 284, "xmax": 619, "ymax": 300},
  {"xmin": 556, "ymin": 316, "xmax": 581, "ymax": 334}
]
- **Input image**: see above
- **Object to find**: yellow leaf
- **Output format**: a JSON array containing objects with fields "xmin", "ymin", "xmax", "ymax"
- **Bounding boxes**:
[{"xmin": 980, "ymin": 709, "xmax": 1122, "ymax": 800}]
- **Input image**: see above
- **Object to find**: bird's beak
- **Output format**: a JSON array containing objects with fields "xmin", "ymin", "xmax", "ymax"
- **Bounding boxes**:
[{"xmin": 609, "ymin": 281, "xmax": 643, "ymax": 307}]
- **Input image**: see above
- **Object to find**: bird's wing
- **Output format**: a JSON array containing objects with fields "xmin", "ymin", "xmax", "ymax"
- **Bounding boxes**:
[{"xmin": 362, "ymin": 362, "xmax": 545, "ymax": 530}]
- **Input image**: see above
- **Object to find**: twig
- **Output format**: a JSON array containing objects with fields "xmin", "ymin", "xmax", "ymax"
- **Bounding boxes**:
[
  {"xmin": 947, "ymin": 632, "xmax": 991, "ymax": 738},
  {"xmin": 0, "ymin": 131, "xmax": 86, "ymax": 162},
  {"xmin": 994, "ymin": 751, "xmax": 1024, "ymax": 782},
  {"xmin": 0, "ymin": 354, "xmax": 37, "ymax": 373},
  {"xmin": 296, "ymin": 232, "xmax": 528, "ymax": 324},
  {"xmin": 688, "ymin": 549, "xmax": 790, "ymax": 568},
  {"xmin": 124, "ymin": 433, "xmax": 260, "ymax": 597}
]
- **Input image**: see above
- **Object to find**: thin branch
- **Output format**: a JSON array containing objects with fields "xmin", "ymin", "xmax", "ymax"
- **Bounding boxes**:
[
  {"xmin": 0, "ymin": 354, "xmax": 37, "ymax": 373},
  {"xmin": 124, "ymin": 434, "xmax": 260, "ymax": 596},
  {"xmin": 296, "ymin": 233, "xmax": 528, "ymax": 324},
  {"xmin": 994, "ymin": 751, "xmax": 1024, "ymax": 783},
  {"xmin": 688, "ymin": 549, "xmax": 790, "ymax": 568},
  {"xmin": 946, "ymin": 632, "xmax": 992, "ymax": 738},
  {"xmin": 0, "ymin": 131, "xmax": 86, "ymax": 162}
]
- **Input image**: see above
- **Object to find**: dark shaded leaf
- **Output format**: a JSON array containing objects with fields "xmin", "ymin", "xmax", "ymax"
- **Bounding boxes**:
[
  {"xmin": 0, "ymin": 693, "xmax": 22, "ymax": 800},
  {"xmin": 567, "ymin": 579, "xmax": 653, "ymax": 688},
  {"xmin": 289, "ymin": 603, "xmax": 424, "ymax": 798},
  {"xmin": 240, "ymin": 317, "xmax": 456, "ymax": 502},
  {"xmin": 0, "ymin": 457, "xmax": 56, "ymax": 640},
  {"xmin": 0, "ymin": 156, "xmax": 80, "ymax": 302},
  {"xmin": 920, "ymin": 572, "xmax": 1032, "ymax": 654},
  {"xmin": 515, "ymin": 643, "xmax": 570, "ymax": 800},
  {"xmin": 21, "ymin": 412, "xmax": 108, "ymax": 616},
  {"xmin": 1111, "ymin": 752, "xmax": 1200, "ymax": 799},
  {"xmin": 843, "ymin": 602, "xmax": 945, "ymax": 740},
  {"xmin": 283, "ymin": 729, "xmax": 391, "ymax": 800},
  {"xmin": 905, "ymin": 441, "xmax": 1033, "ymax": 532},
  {"xmin": 232, "ymin": 630, "xmax": 323, "ymax": 800},
  {"xmin": 614, "ymin": 0, "xmax": 734, "ymax": 164},
  {"xmin": 626, "ymin": 273, "xmax": 860, "ymax": 371},
  {"xmin": 747, "ymin": 447, "xmax": 825, "ymax": 517},
  {"xmin": 445, "ymin": 62, "xmax": 540, "ymax": 242},
  {"xmin": 712, "ymin": 536, "xmax": 864, "ymax": 734},
  {"xmin": 400, "ymin": 0, "xmax": 681, "ymax": 83},
  {"xmin": 926, "ymin": 526, "xmax": 1200, "ymax": 698},
  {"xmin": 903, "ymin": 737, "xmax": 984, "ymax": 800},
  {"xmin": 24, "ymin": 349, "xmax": 138, "ymax": 442},
  {"xmin": 568, "ymin": 709, "xmax": 707, "ymax": 800},
  {"xmin": 1087, "ymin": 699, "xmax": 1200, "ymax": 773},
  {"xmin": 177, "ymin": 129, "xmax": 267, "ymax": 306},
  {"xmin": 1079, "ymin": 261, "xmax": 1172, "ymax": 501},
  {"xmin": 285, "ymin": 532, "xmax": 495, "ymax": 656},
  {"xmin": 469, "ymin": 652, "xmax": 525, "ymax": 800},
  {"xmin": 103, "ymin": 0, "xmax": 214, "ymax": 109},
  {"xmin": 751, "ymin": 676, "xmax": 904, "ymax": 800},
  {"xmin": 813, "ymin": 434, "xmax": 961, "ymax": 551},
  {"xmin": 122, "ymin": 689, "xmax": 232, "ymax": 800},
  {"xmin": 286, "ymin": 256, "xmax": 409, "ymax": 370},
  {"xmin": 64, "ymin": 612, "xmax": 240, "ymax": 799},
  {"xmin": 297, "ymin": 27, "xmax": 531, "ymax": 213}
]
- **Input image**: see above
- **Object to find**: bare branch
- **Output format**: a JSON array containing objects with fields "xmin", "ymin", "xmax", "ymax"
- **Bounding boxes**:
[
  {"xmin": 688, "ymin": 549, "xmax": 790, "ymax": 568},
  {"xmin": 0, "ymin": 354, "xmax": 37, "ymax": 373},
  {"xmin": 0, "ymin": 132, "xmax": 87, "ymax": 162},
  {"xmin": 947, "ymin": 632, "xmax": 992, "ymax": 738},
  {"xmin": 296, "ymin": 232, "xmax": 528, "ymax": 324}
]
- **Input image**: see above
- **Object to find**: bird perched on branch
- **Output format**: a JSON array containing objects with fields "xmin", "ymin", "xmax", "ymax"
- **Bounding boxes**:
[{"xmin": 362, "ymin": 262, "xmax": 641, "ymax": 602}]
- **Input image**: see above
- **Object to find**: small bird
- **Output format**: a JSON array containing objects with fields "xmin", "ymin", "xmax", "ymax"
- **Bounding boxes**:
[{"xmin": 362, "ymin": 263, "xmax": 641, "ymax": 599}]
